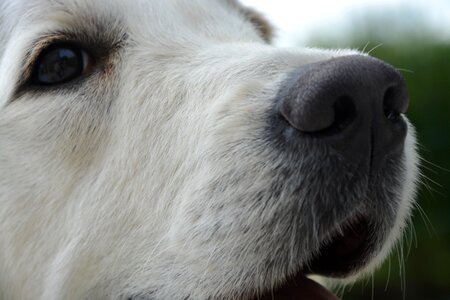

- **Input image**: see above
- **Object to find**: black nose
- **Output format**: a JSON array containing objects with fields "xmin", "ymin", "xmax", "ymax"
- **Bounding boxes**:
[{"xmin": 277, "ymin": 55, "xmax": 409, "ymax": 172}]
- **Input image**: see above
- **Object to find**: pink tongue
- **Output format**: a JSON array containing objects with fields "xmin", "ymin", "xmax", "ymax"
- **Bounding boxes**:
[{"xmin": 257, "ymin": 274, "xmax": 340, "ymax": 300}]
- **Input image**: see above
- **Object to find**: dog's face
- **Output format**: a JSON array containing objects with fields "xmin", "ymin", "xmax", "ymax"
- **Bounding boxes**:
[{"xmin": 0, "ymin": 0, "xmax": 419, "ymax": 299}]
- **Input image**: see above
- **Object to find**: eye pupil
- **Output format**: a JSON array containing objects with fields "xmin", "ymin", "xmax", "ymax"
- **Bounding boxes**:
[{"xmin": 34, "ymin": 45, "xmax": 85, "ymax": 85}]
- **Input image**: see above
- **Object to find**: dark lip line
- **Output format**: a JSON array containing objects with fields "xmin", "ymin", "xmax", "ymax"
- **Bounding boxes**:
[
  {"xmin": 302, "ymin": 211, "xmax": 372, "ymax": 276},
  {"xmin": 320, "ymin": 210, "xmax": 368, "ymax": 244},
  {"xmin": 242, "ymin": 213, "xmax": 371, "ymax": 300}
]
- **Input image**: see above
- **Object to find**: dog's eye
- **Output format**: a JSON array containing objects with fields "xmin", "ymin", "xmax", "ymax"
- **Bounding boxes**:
[{"xmin": 31, "ymin": 44, "xmax": 94, "ymax": 85}]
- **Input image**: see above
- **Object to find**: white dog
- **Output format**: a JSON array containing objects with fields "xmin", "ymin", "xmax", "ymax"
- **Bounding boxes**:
[{"xmin": 0, "ymin": 0, "xmax": 419, "ymax": 299}]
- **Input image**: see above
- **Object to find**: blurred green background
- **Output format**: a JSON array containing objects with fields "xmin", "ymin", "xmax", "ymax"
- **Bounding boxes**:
[{"xmin": 307, "ymin": 8, "xmax": 450, "ymax": 300}]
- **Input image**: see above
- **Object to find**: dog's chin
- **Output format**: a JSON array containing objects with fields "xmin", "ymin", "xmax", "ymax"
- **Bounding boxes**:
[{"xmin": 249, "ymin": 215, "xmax": 375, "ymax": 300}]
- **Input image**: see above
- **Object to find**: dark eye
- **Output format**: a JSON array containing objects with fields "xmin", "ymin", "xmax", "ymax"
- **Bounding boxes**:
[{"xmin": 31, "ymin": 44, "xmax": 93, "ymax": 86}]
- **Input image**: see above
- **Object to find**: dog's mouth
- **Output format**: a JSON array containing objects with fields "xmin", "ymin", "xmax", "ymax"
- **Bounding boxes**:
[
  {"xmin": 305, "ymin": 215, "xmax": 372, "ymax": 277},
  {"xmin": 251, "ymin": 216, "xmax": 373, "ymax": 300}
]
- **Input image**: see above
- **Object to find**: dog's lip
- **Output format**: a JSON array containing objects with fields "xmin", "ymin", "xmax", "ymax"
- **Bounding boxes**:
[
  {"xmin": 305, "ymin": 214, "xmax": 372, "ymax": 277},
  {"xmin": 251, "ymin": 274, "xmax": 339, "ymax": 300},
  {"xmin": 249, "ymin": 215, "xmax": 371, "ymax": 300}
]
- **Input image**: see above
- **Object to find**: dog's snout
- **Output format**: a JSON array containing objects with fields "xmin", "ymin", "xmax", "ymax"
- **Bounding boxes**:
[{"xmin": 277, "ymin": 55, "xmax": 409, "ymax": 171}]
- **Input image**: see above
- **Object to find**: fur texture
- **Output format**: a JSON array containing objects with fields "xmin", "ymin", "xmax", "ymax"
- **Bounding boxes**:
[{"xmin": 0, "ymin": 0, "xmax": 419, "ymax": 299}]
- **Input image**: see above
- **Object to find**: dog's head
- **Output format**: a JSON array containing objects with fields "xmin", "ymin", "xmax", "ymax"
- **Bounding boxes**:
[{"xmin": 0, "ymin": 0, "xmax": 419, "ymax": 299}]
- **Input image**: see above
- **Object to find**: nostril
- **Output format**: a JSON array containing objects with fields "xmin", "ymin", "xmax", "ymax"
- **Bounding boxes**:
[
  {"xmin": 384, "ymin": 110, "xmax": 401, "ymax": 122},
  {"xmin": 280, "ymin": 94, "xmax": 357, "ymax": 136},
  {"xmin": 383, "ymin": 86, "xmax": 403, "ymax": 123},
  {"xmin": 329, "ymin": 96, "xmax": 357, "ymax": 133},
  {"xmin": 312, "ymin": 96, "xmax": 357, "ymax": 136}
]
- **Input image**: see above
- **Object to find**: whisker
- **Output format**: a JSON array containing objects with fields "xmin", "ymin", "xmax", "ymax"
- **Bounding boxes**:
[
  {"xmin": 400, "ymin": 246, "xmax": 406, "ymax": 300},
  {"xmin": 411, "ymin": 220, "xmax": 418, "ymax": 248},
  {"xmin": 395, "ymin": 244, "xmax": 403, "ymax": 293},
  {"xmin": 420, "ymin": 157, "xmax": 450, "ymax": 172},
  {"xmin": 414, "ymin": 203, "xmax": 437, "ymax": 237},
  {"xmin": 419, "ymin": 174, "xmax": 436, "ymax": 194},
  {"xmin": 334, "ymin": 283, "xmax": 346, "ymax": 299},
  {"xmin": 405, "ymin": 221, "xmax": 415, "ymax": 260},
  {"xmin": 418, "ymin": 172, "xmax": 442, "ymax": 199},
  {"xmin": 418, "ymin": 171, "xmax": 443, "ymax": 198},
  {"xmin": 371, "ymin": 272, "xmax": 375, "ymax": 300},
  {"xmin": 361, "ymin": 41, "xmax": 371, "ymax": 54},
  {"xmin": 419, "ymin": 172, "xmax": 443, "ymax": 188},
  {"xmin": 367, "ymin": 43, "xmax": 384, "ymax": 55},
  {"xmin": 419, "ymin": 162, "xmax": 438, "ymax": 175},
  {"xmin": 395, "ymin": 68, "xmax": 415, "ymax": 74},
  {"xmin": 384, "ymin": 255, "xmax": 391, "ymax": 291}
]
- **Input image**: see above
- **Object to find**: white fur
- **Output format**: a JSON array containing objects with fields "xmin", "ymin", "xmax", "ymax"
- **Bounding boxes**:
[{"xmin": 0, "ymin": 0, "xmax": 418, "ymax": 299}]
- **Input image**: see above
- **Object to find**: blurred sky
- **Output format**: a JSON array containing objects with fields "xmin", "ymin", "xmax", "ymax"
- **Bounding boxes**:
[{"xmin": 241, "ymin": 0, "xmax": 450, "ymax": 46}]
